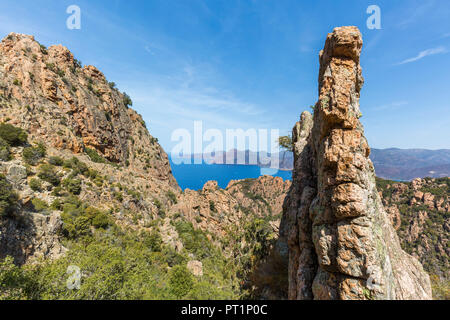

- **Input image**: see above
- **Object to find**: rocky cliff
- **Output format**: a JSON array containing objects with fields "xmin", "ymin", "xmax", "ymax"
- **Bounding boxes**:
[
  {"xmin": 280, "ymin": 26, "xmax": 432, "ymax": 300},
  {"xmin": 0, "ymin": 33, "xmax": 177, "ymax": 187},
  {"xmin": 0, "ymin": 32, "xmax": 179, "ymax": 265}
]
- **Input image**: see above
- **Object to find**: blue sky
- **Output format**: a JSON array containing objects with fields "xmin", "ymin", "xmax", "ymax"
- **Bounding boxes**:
[{"xmin": 0, "ymin": 0, "xmax": 449, "ymax": 151}]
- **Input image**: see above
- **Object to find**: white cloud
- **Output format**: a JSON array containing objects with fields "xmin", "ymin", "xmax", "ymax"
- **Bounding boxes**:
[
  {"xmin": 373, "ymin": 101, "xmax": 408, "ymax": 111},
  {"xmin": 396, "ymin": 47, "xmax": 447, "ymax": 65}
]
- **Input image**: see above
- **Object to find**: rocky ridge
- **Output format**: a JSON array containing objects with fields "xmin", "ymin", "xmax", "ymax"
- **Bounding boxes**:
[{"xmin": 280, "ymin": 26, "xmax": 432, "ymax": 300}]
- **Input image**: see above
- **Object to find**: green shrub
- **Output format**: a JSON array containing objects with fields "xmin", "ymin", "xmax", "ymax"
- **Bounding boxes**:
[
  {"xmin": 48, "ymin": 156, "xmax": 64, "ymax": 166},
  {"xmin": 66, "ymin": 215, "xmax": 92, "ymax": 239},
  {"xmin": 31, "ymin": 198, "xmax": 48, "ymax": 212},
  {"xmin": 167, "ymin": 190, "xmax": 178, "ymax": 204},
  {"xmin": 0, "ymin": 137, "xmax": 11, "ymax": 161},
  {"xmin": 37, "ymin": 164, "xmax": 60, "ymax": 186},
  {"xmin": 113, "ymin": 191, "xmax": 123, "ymax": 202},
  {"xmin": 0, "ymin": 174, "xmax": 18, "ymax": 216},
  {"xmin": 29, "ymin": 178, "xmax": 42, "ymax": 192},
  {"xmin": 169, "ymin": 265, "xmax": 193, "ymax": 299},
  {"xmin": 85, "ymin": 207, "xmax": 111, "ymax": 229},
  {"xmin": 143, "ymin": 230, "xmax": 162, "ymax": 252},
  {"xmin": 122, "ymin": 92, "xmax": 132, "ymax": 107},
  {"xmin": 0, "ymin": 256, "xmax": 38, "ymax": 300},
  {"xmin": 0, "ymin": 123, "xmax": 27, "ymax": 146},
  {"xmin": 22, "ymin": 143, "xmax": 46, "ymax": 165},
  {"xmin": 209, "ymin": 200, "xmax": 216, "ymax": 212},
  {"xmin": 51, "ymin": 186, "xmax": 65, "ymax": 197},
  {"xmin": 63, "ymin": 157, "xmax": 89, "ymax": 176},
  {"xmin": 50, "ymin": 199, "xmax": 62, "ymax": 211},
  {"xmin": 62, "ymin": 178, "xmax": 82, "ymax": 195},
  {"xmin": 85, "ymin": 148, "xmax": 106, "ymax": 163}
]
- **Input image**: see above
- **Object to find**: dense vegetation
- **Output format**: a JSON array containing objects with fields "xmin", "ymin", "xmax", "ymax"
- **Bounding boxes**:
[{"xmin": 0, "ymin": 212, "xmax": 245, "ymax": 299}]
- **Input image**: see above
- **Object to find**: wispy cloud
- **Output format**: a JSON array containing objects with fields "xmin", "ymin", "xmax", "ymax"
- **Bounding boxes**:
[
  {"xmin": 396, "ymin": 47, "xmax": 447, "ymax": 65},
  {"xmin": 397, "ymin": 0, "xmax": 435, "ymax": 28},
  {"xmin": 372, "ymin": 101, "xmax": 408, "ymax": 111}
]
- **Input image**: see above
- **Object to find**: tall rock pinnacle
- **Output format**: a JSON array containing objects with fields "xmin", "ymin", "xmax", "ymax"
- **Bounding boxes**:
[{"xmin": 280, "ymin": 26, "xmax": 432, "ymax": 300}]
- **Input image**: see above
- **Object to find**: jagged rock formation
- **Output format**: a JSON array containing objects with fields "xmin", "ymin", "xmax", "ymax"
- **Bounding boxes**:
[
  {"xmin": 280, "ymin": 26, "xmax": 432, "ymax": 300},
  {"xmin": 0, "ymin": 32, "xmax": 176, "ymax": 187},
  {"xmin": 170, "ymin": 176, "xmax": 290, "ymax": 241},
  {"xmin": 0, "ymin": 33, "xmax": 179, "ymax": 264}
]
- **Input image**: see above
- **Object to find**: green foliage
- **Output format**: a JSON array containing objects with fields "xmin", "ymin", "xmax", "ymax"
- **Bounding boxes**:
[
  {"xmin": 209, "ymin": 200, "xmax": 217, "ymax": 213},
  {"xmin": 167, "ymin": 190, "xmax": 177, "ymax": 204},
  {"xmin": 278, "ymin": 135, "xmax": 293, "ymax": 152},
  {"xmin": 37, "ymin": 164, "xmax": 60, "ymax": 186},
  {"xmin": 143, "ymin": 230, "xmax": 163, "ymax": 252},
  {"xmin": 0, "ymin": 174, "xmax": 18, "ymax": 217},
  {"xmin": 0, "ymin": 123, "xmax": 27, "ymax": 146},
  {"xmin": 169, "ymin": 265, "xmax": 193, "ymax": 299},
  {"xmin": 430, "ymin": 275, "xmax": 450, "ymax": 300},
  {"xmin": 22, "ymin": 143, "xmax": 46, "ymax": 165},
  {"xmin": 0, "ymin": 212, "xmax": 240, "ymax": 300},
  {"xmin": 60, "ymin": 202, "xmax": 111, "ymax": 239},
  {"xmin": 0, "ymin": 256, "xmax": 38, "ymax": 300},
  {"xmin": 48, "ymin": 156, "xmax": 64, "ymax": 166},
  {"xmin": 113, "ymin": 191, "xmax": 123, "ymax": 202},
  {"xmin": 122, "ymin": 92, "xmax": 133, "ymax": 107},
  {"xmin": 85, "ymin": 148, "xmax": 106, "ymax": 164},
  {"xmin": 174, "ymin": 220, "xmax": 213, "ymax": 259},
  {"xmin": 39, "ymin": 44, "xmax": 47, "ymax": 55},
  {"xmin": 0, "ymin": 137, "xmax": 11, "ymax": 161},
  {"xmin": 62, "ymin": 178, "xmax": 82, "ymax": 195},
  {"xmin": 29, "ymin": 178, "xmax": 42, "ymax": 192},
  {"xmin": 63, "ymin": 157, "xmax": 89, "ymax": 176},
  {"xmin": 51, "ymin": 186, "xmax": 65, "ymax": 197},
  {"xmin": 85, "ymin": 207, "xmax": 111, "ymax": 229},
  {"xmin": 31, "ymin": 198, "xmax": 48, "ymax": 212}
]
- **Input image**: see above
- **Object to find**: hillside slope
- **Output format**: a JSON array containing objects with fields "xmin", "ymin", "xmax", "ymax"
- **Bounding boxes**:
[{"xmin": 0, "ymin": 33, "xmax": 288, "ymax": 299}]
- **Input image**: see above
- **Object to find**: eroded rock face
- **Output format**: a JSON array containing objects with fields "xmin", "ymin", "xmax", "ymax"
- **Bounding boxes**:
[
  {"xmin": 280, "ymin": 26, "xmax": 432, "ymax": 300},
  {"xmin": 0, "ymin": 32, "xmax": 177, "ymax": 187},
  {"xmin": 0, "ymin": 211, "xmax": 67, "ymax": 265}
]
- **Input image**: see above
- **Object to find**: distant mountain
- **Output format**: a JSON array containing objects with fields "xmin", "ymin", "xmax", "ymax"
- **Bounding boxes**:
[
  {"xmin": 189, "ymin": 148, "xmax": 450, "ymax": 180},
  {"xmin": 370, "ymin": 148, "xmax": 450, "ymax": 180}
]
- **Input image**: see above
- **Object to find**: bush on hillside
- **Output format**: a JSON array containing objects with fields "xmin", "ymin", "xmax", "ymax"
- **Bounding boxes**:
[
  {"xmin": 0, "ymin": 123, "xmax": 27, "ymax": 146},
  {"xmin": 37, "ymin": 164, "xmax": 60, "ymax": 186},
  {"xmin": 31, "ymin": 198, "xmax": 49, "ymax": 213},
  {"xmin": 122, "ymin": 93, "xmax": 132, "ymax": 107},
  {"xmin": 62, "ymin": 178, "xmax": 82, "ymax": 195},
  {"xmin": 48, "ymin": 156, "xmax": 64, "ymax": 166},
  {"xmin": 0, "ymin": 137, "xmax": 11, "ymax": 161},
  {"xmin": 0, "ymin": 174, "xmax": 18, "ymax": 217},
  {"xmin": 29, "ymin": 178, "xmax": 42, "ymax": 192},
  {"xmin": 169, "ymin": 265, "xmax": 194, "ymax": 299},
  {"xmin": 22, "ymin": 143, "xmax": 46, "ymax": 165},
  {"xmin": 85, "ymin": 148, "xmax": 106, "ymax": 164}
]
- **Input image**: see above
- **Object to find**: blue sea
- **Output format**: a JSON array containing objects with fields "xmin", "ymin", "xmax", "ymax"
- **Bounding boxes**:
[{"xmin": 170, "ymin": 160, "xmax": 292, "ymax": 190}]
